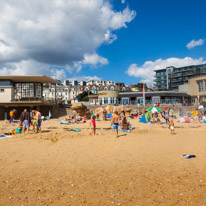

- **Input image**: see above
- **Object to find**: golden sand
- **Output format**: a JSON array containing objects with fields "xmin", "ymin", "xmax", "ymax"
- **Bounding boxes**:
[{"xmin": 0, "ymin": 118, "xmax": 206, "ymax": 205}]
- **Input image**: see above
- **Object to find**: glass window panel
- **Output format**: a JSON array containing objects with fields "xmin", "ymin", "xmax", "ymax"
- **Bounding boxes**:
[
  {"xmin": 0, "ymin": 81, "xmax": 11, "ymax": 86},
  {"xmin": 198, "ymin": 81, "xmax": 203, "ymax": 92},
  {"xmin": 36, "ymin": 83, "xmax": 42, "ymax": 97}
]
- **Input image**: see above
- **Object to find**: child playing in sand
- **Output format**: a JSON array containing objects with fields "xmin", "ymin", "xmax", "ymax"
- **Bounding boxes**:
[
  {"xmin": 90, "ymin": 115, "xmax": 96, "ymax": 135},
  {"xmin": 169, "ymin": 120, "xmax": 175, "ymax": 135}
]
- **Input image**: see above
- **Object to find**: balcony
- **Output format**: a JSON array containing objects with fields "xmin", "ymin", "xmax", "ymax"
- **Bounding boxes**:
[
  {"xmin": 184, "ymin": 73, "xmax": 194, "ymax": 76},
  {"xmin": 172, "ymin": 74, "xmax": 182, "ymax": 78},
  {"xmin": 172, "ymin": 79, "xmax": 182, "ymax": 83}
]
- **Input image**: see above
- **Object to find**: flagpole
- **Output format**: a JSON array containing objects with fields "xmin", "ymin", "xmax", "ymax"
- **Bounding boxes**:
[{"xmin": 143, "ymin": 83, "xmax": 145, "ymax": 106}]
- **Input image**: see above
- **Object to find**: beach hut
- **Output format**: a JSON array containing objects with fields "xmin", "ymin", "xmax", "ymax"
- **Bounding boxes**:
[{"xmin": 71, "ymin": 98, "xmax": 75, "ymax": 104}]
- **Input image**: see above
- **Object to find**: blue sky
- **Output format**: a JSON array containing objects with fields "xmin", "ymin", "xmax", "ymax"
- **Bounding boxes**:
[
  {"xmin": 75, "ymin": 0, "xmax": 206, "ymax": 85},
  {"xmin": 0, "ymin": 0, "xmax": 205, "ymax": 85}
]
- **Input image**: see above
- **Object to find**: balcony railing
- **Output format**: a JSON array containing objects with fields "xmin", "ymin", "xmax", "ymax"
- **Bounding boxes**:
[{"xmin": 12, "ymin": 97, "xmax": 44, "ymax": 102}]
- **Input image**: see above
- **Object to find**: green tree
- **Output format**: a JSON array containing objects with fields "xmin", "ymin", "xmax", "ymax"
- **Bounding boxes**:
[{"xmin": 76, "ymin": 91, "xmax": 93, "ymax": 101}]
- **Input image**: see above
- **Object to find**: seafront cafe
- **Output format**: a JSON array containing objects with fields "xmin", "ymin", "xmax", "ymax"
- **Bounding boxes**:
[
  {"xmin": 0, "ymin": 75, "xmax": 59, "ymax": 120},
  {"xmin": 89, "ymin": 90, "xmax": 191, "ymax": 105}
]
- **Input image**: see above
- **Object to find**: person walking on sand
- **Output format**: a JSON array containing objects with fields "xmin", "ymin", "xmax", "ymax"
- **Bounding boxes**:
[
  {"xmin": 111, "ymin": 111, "xmax": 120, "ymax": 138},
  {"xmin": 9, "ymin": 109, "xmax": 16, "ymax": 124},
  {"xmin": 169, "ymin": 120, "xmax": 175, "ymax": 135},
  {"xmin": 20, "ymin": 109, "xmax": 30, "ymax": 134},
  {"xmin": 90, "ymin": 115, "xmax": 96, "ymax": 135}
]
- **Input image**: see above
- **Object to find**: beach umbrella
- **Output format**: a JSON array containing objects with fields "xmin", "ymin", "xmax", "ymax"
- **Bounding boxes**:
[
  {"xmin": 198, "ymin": 105, "xmax": 204, "ymax": 110},
  {"xmin": 147, "ymin": 107, "xmax": 162, "ymax": 112},
  {"xmin": 164, "ymin": 108, "xmax": 168, "ymax": 110},
  {"xmin": 191, "ymin": 111, "xmax": 198, "ymax": 117}
]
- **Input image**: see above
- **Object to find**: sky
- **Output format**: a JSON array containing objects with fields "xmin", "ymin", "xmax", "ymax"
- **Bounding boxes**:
[{"xmin": 0, "ymin": 0, "xmax": 206, "ymax": 86}]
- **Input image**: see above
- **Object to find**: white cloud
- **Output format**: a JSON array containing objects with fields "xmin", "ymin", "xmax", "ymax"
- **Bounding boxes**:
[
  {"xmin": 186, "ymin": 39, "xmax": 205, "ymax": 49},
  {"xmin": 0, "ymin": 60, "xmax": 66, "ymax": 80},
  {"xmin": 104, "ymin": 30, "xmax": 117, "ymax": 44},
  {"xmin": 83, "ymin": 53, "xmax": 109, "ymax": 66},
  {"xmin": 126, "ymin": 57, "xmax": 206, "ymax": 85},
  {"xmin": 68, "ymin": 76, "xmax": 101, "ymax": 82},
  {"xmin": 0, "ymin": 0, "xmax": 135, "ymax": 76},
  {"xmin": 122, "ymin": 0, "xmax": 126, "ymax": 4}
]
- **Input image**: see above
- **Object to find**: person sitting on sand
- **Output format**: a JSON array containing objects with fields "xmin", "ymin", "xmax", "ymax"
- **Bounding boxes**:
[
  {"xmin": 122, "ymin": 117, "xmax": 130, "ymax": 130},
  {"xmin": 111, "ymin": 111, "xmax": 120, "ymax": 138},
  {"xmin": 90, "ymin": 115, "xmax": 96, "ymax": 135},
  {"xmin": 169, "ymin": 120, "xmax": 175, "ymax": 135}
]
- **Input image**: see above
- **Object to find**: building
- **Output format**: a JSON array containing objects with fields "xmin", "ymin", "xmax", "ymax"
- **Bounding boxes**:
[
  {"xmin": 44, "ymin": 83, "xmax": 85, "ymax": 103},
  {"xmin": 178, "ymin": 75, "xmax": 206, "ymax": 105},
  {"xmin": 87, "ymin": 80, "xmax": 115, "ymax": 86},
  {"xmin": 154, "ymin": 63, "xmax": 206, "ymax": 91},
  {"xmin": 44, "ymin": 79, "xmax": 129, "ymax": 102},
  {"xmin": 89, "ymin": 90, "xmax": 190, "ymax": 105},
  {"xmin": 0, "ymin": 75, "xmax": 59, "ymax": 120}
]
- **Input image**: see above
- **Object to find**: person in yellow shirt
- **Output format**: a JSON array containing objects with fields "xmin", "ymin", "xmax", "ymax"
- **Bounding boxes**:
[{"xmin": 9, "ymin": 109, "xmax": 15, "ymax": 124}]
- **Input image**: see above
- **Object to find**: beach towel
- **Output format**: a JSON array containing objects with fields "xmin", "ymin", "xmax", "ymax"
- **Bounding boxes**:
[
  {"xmin": 0, "ymin": 135, "xmax": 13, "ymax": 139},
  {"xmin": 119, "ymin": 129, "xmax": 131, "ymax": 132},
  {"xmin": 60, "ymin": 120, "xmax": 70, "ymax": 124},
  {"xmin": 73, "ymin": 129, "xmax": 81, "ymax": 132},
  {"xmin": 182, "ymin": 154, "xmax": 196, "ymax": 159}
]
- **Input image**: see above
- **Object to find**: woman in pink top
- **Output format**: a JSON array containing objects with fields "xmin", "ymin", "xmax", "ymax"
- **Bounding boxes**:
[{"xmin": 90, "ymin": 115, "xmax": 96, "ymax": 135}]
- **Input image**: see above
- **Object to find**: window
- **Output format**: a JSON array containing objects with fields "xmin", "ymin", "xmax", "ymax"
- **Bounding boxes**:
[
  {"xmin": 104, "ymin": 98, "xmax": 108, "ymax": 104},
  {"xmin": 36, "ymin": 83, "xmax": 42, "ymax": 97},
  {"xmin": 198, "ymin": 81, "xmax": 203, "ymax": 92},
  {"xmin": 16, "ymin": 83, "xmax": 34, "ymax": 98},
  {"xmin": 0, "ymin": 81, "xmax": 11, "ymax": 86},
  {"xmin": 0, "ymin": 89, "xmax": 5, "ymax": 93}
]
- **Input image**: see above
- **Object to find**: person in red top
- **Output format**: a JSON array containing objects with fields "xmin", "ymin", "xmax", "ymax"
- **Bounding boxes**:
[
  {"xmin": 157, "ymin": 102, "xmax": 160, "ymax": 107},
  {"xmin": 90, "ymin": 115, "xmax": 96, "ymax": 135}
]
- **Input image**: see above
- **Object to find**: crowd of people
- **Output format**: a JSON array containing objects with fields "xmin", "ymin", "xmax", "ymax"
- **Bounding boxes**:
[
  {"xmin": 9, "ymin": 109, "xmax": 42, "ymax": 134},
  {"xmin": 8, "ymin": 105, "xmax": 206, "ymax": 137}
]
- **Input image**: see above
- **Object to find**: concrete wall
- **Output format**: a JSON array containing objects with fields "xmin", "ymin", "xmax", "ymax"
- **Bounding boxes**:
[
  {"xmin": 178, "ymin": 83, "xmax": 191, "ymax": 95},
  {"xmin": 98, "ymin": 90, "xmax": 119, "ymax": 98},
  {"xmin": 189, "ymin": 77, "xmax": 206, "ymax": 96},
  {"xmin": 0, "ymin": 87, "xmax": 12, "ymax": 102}
]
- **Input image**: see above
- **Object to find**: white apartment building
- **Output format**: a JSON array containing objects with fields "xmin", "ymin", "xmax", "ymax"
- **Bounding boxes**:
[
  {"xmin": 43, "ymin": 84, "xmax": 84, "ymax": 103},
  {"xmin": 43, "ymin": 79, "xmax": 119, "ymax": 103},
  {"xmin": 87, "ymin": 80, "xmax": 115, "ymax": 86}
]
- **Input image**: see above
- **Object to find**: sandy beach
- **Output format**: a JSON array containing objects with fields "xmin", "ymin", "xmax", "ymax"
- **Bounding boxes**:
[{"xmin": 0, "ymin": 117, "xmax": 206, "ymax": 206}]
